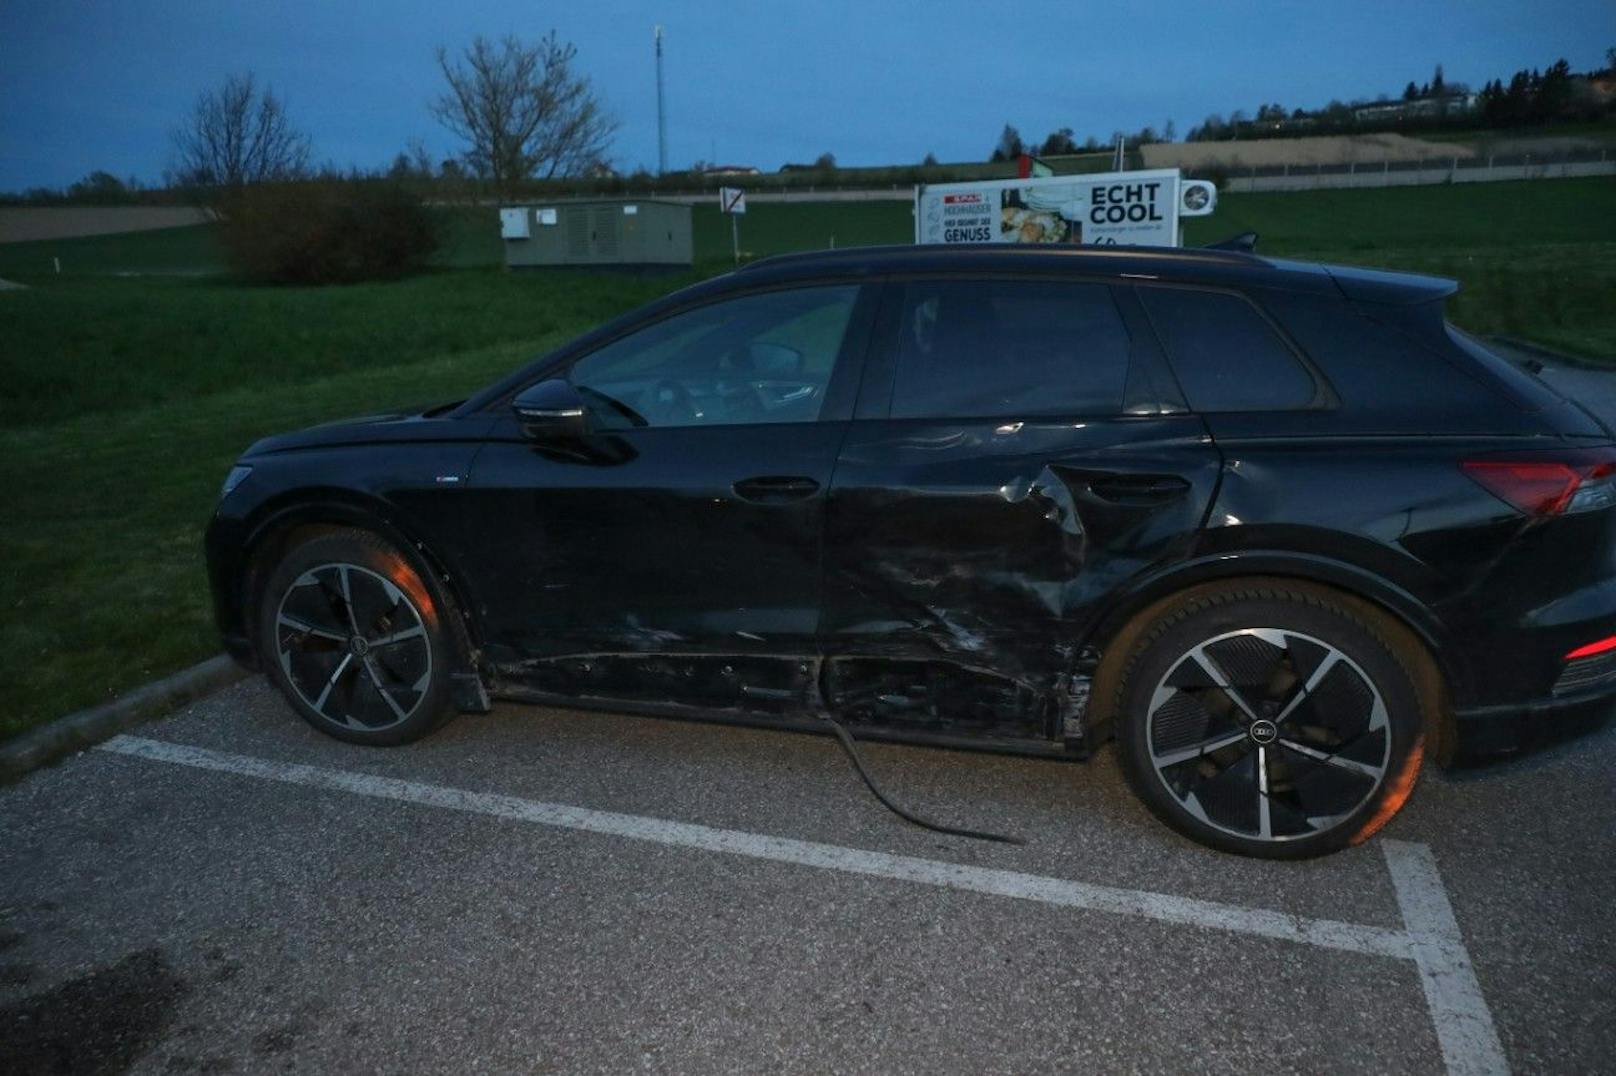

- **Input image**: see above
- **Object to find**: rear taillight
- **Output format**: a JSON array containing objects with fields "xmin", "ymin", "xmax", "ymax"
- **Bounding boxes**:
[
  {"xmin": 1462, "ymin": 449, "xmax": 1616, "ymax": 517},
  {"xmin": 1567, "ymin": 635, "xmax": 1616, "ymax": 661}
]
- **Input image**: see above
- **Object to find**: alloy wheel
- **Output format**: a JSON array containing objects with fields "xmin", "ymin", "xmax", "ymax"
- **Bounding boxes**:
[
  {"xmin": 273, "ymin": 562, "xmax": 433, "ymax": 732},
  {"xmin": 1144, "ymin": 628, "xmax": 1391, "ymax": 843}
]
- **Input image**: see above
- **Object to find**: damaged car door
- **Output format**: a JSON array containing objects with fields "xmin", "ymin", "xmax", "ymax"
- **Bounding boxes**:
[
  {"xmin": 461, "ymin": 282, "xmax": 877, "ymax": 715},
  {"xmin": 820, "ymin": 276, "xmax": 1222, "ymax": 749}
]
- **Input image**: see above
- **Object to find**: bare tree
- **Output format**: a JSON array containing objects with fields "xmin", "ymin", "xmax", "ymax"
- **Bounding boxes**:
[
  {"xmin": 171, "ymin": 73, "xmax": 309, "ymax": 190},
  {"xmin": 430, "ymin": 33, "xmax": 617, "ymax": 193}
]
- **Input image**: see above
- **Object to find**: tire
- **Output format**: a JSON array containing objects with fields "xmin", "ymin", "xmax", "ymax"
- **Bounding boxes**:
[
  {"xmin": 257, "ymin": 529, "xmax": 457, "ymax": 746},
  {"xmin": 1113, "ymin": 582, "xmax": 1426, "ymax": 859}
]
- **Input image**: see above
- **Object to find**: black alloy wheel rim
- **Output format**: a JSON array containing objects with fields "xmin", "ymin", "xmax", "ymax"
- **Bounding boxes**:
[
  {"xmin": 1145, "ymin": 627, "xmax": 1391, "ymax": 842},
  {"xmin": 274, "ymin": 563, "xmax": 432, "ymax": 731}
]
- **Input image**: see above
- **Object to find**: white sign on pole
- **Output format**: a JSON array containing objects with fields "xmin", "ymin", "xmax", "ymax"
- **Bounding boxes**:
[
  {"xmin": 719, "ymin": 187, "xmax": 747, "ymax": 215},
  {"xmin": 914, "ymin": 169, "xmax": 1215, "ymax": 249},
  {"xmin": 498, "ymin": 207, "xmax": 531, "ymax": 240}
]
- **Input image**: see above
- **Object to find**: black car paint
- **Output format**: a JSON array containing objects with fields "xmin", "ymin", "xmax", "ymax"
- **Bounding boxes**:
[{"xmin": 206, "ymin": 244, "xmax": 1616, "ymax": 758}]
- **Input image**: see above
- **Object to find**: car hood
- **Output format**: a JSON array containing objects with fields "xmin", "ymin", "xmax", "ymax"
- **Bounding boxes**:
[{"xmin": 240, "ymin": 402, "xmax": 472, "ymax": 458}]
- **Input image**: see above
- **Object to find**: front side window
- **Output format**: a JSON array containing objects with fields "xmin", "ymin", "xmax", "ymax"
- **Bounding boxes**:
[
  {"xmin": 1138, "ymin": 287, "xmax": 1317, "ymax": 411},
  {"xmin": 568, "ymin": 285, "xmax": 860, "ymax": 428},
  {"xmin": 888, "ymin": 279, "xmax": 1132, "ymax": 419}
]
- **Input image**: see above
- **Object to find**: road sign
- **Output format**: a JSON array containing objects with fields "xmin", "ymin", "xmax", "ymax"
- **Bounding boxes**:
[{"xmin": 719, "ymin": 187, "xmax": 747, "ymax": 264}]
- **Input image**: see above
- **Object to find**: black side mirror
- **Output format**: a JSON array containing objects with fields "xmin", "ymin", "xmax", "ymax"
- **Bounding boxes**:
[{"xmin": 512, "ymin": 379, "xmax": 590, "ymax": 441}]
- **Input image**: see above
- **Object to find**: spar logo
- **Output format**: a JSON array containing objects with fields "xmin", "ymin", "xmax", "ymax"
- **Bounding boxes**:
[{"xmin": 942, "ymin": 193, "xmax": 984, "ymax": 205}]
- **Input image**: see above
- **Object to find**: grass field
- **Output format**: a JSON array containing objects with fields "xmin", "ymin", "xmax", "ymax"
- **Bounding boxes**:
[
  {"xmin": 1419, "ymin": 119, "xmax": 1616, "ymax": 146},
  {"xmin": 1182, "ymin": 180, "xmax": 1616, "ymax": 358},
  {"xmin": 0, "ymin": 200, "xmax": 917, "ymax": 278},
  {"xmin": 2, "ymin": 177, "xmax": 1613, "ymax": 741}
]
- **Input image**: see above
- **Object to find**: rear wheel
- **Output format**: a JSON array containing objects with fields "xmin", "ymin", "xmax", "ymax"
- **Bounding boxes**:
[
  {"xmin": 1114, "ymin": 583, "xmax": 1426, "ymax": 858},
  {"xmin": 257, "ymin": 530, "xmax": 455, "ymax": 745}
]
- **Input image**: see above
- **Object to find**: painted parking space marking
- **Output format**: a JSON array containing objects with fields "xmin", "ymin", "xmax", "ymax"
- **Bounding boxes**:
[
  {"xmin": 1384, "ymin": 841, "xmax": 1510, "ymax": 1076},
  {"xmin": 97, "ymin": 734, "xmax": 1508, "ymax": 1075}
]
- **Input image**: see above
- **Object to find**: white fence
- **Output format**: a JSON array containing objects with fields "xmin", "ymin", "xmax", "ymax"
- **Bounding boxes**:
[{"xmin": 1223, "ymin": 151, "xmax": 1614, "ymax": 192}]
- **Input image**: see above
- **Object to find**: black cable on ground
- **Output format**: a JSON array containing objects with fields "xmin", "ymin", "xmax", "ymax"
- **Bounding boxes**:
[{"xmin": 819, "ymin": 715, "xmax": 1025, "ymax": 846}]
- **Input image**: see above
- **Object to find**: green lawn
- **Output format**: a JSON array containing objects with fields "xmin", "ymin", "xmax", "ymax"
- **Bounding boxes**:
[
  {"xmin": 1184, "ymin": 178, "xmax": 1616, "ymax": 251},
  {"xmin": 1418, "ymin": 119, "xmax": 1616, "ymax": 146},
  {"xmin": 0, "ymin": 269, "xmax": 692, "ymax": 428},
  {"xmin": 1183, "ymin": 180, "xmax": 1616, "ymax": 359},
  {"xmin": 2, "ymin": 177, "xmax": 1613, "ymax": 741},
  {"xmin": 0, "ymin": 222, "xmax": 224, "ymax": 278}
]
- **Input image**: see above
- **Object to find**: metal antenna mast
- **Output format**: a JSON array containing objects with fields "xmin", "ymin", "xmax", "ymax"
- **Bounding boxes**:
[{"xmin": 655, "ymin": 25, "xmax": 667, "ymax": 175}]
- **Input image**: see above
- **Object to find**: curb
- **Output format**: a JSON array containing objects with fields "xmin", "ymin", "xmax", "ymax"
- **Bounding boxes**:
[{"xmin": 0, "ymin": 655, "xmax": 250, "ymax": 782}]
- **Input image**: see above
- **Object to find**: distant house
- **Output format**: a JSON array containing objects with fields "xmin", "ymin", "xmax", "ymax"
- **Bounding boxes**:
[
  {"xmin": 1352, "ymin": 93, "xmax": 1478, "ymax": 123},
  {"xmin": 700, "ymin": 165, "xmax": 761, "ymax": 177},
  {"xmin": 1351, "ymin": 101, "xmax": 1406, "ymax": 123}
]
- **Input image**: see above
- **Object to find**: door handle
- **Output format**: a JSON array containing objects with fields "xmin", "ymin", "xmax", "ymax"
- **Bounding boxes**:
[
  {"xmin": 733, "ymin": 475, "xmax": 821, "ymax": 503},
  {"xmin": 1089, "ymin": 475, "xmax": 1191, "ymax": 503}
]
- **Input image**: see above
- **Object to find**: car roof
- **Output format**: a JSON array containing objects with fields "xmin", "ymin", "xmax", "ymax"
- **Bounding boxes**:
[
  {"xmin": 459, "ymin": 243, "xmax": 1457, "ymax": 415},
  {"xmin": 734, "ymin": 243, "xmax": 1454, "ymax": 304}
]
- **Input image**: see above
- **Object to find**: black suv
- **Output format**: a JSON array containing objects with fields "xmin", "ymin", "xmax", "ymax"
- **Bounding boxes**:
[{"xmin": 206, "ymin": 245, "xmax": 1616, "ymax": 857}]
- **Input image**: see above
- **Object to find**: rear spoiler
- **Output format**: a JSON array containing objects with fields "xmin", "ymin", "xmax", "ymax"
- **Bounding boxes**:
[
  {"xmin": 1204, "ymin": 232, "xmax": 1258, "ymax": 253},
  {"xmin": 1325, "ymin": 264, "xmax": 1458, "ymax": 305}
]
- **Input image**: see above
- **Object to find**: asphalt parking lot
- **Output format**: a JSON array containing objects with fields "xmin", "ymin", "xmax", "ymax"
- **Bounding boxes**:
[{"xmin": 3, "ymin": 674, "xmax": 1613, "ymax": 1075}]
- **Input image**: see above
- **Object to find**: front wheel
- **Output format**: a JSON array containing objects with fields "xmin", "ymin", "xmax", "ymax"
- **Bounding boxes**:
[
  {"xmin": 257, "ymin": 529, "xmax": 456, "ymax": 745},
  {"xmin": 1114, "ymin": 583, "xmax": 1427, "ymax": 859}
]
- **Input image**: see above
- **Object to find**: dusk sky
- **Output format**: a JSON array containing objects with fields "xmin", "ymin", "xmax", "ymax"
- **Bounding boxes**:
[{"xmin": 2, "ymin": 1, "xmax": 1613, "ymax": 191}]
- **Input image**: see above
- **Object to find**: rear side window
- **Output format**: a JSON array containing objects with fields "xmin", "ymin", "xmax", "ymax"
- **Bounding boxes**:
[
  {"xmin": 889, "ymin": 280, "xmax": 1131, "ymax": 418},
  {"xmin": 1139, "ymin": 287, "xmax": 1317, "ymax": 411},
  {"xmin": 1256, "ymin": 291, "xmax": 1516, "ymax": 424}
]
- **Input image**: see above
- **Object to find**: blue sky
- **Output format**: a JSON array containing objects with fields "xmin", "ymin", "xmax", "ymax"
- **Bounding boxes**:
[{"xmin": 1, "ymin": 0, "xmax": 1612, "ymax": 191}]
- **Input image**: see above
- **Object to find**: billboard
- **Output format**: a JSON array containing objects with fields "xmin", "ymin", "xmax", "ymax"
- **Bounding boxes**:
[{"xmin": 915, "ymin": 168, "xmax": 1215, "ymax": 249}]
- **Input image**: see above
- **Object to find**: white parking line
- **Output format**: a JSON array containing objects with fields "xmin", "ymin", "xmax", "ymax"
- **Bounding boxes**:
[
  {"xmin": 97, "ymin": 734, "xmax": 1507, "ymax": 1075},
  {"xmin": 1384, "ymin": 840, "xmax": 1510, "ymax": 1076}
]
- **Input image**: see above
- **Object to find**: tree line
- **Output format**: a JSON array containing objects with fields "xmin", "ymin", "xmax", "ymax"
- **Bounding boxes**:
[
  {"xmin": 1187, "ymin": 51, "xmax": 1615, "ymax": 142},
  {"xmin": 985, "ymin": 121, "xmax": 1174, "ymax": 162}
]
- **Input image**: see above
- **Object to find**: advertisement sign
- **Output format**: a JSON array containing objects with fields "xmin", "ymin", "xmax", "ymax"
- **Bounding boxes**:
[{"xmin": 915, "ymin": 168, "xmax": 1215, "ymax": 249}]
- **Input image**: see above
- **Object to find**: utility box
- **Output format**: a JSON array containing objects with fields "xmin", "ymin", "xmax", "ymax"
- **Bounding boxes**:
[{"xmin": 500, "ymin": 200, "xmax": 693, "ymax": 270}]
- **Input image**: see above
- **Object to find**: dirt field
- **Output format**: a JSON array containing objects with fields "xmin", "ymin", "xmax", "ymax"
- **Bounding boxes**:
[
  {"xmin": 0, "ymin": 207, "xmax": 214, "ymax": 244},
  {"xmin": 1143, "ymin": 133, "xmax": 1477, "ymax": 170}
]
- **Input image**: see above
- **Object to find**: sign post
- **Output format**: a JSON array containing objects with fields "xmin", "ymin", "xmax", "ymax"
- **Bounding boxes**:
[{"xmin": 719, "ymin": 186, "xmax": 747, "ymax": 264}]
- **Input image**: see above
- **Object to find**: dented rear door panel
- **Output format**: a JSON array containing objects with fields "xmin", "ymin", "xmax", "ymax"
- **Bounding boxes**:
[{"xmin": 821, "ymin": 415, "xmax": 1220, "ymax": 742}]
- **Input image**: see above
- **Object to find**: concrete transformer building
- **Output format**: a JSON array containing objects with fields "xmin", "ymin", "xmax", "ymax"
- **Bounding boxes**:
[{"xmin": 500, "ymin": 200, "xmax": 693, "ymax": 270}]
